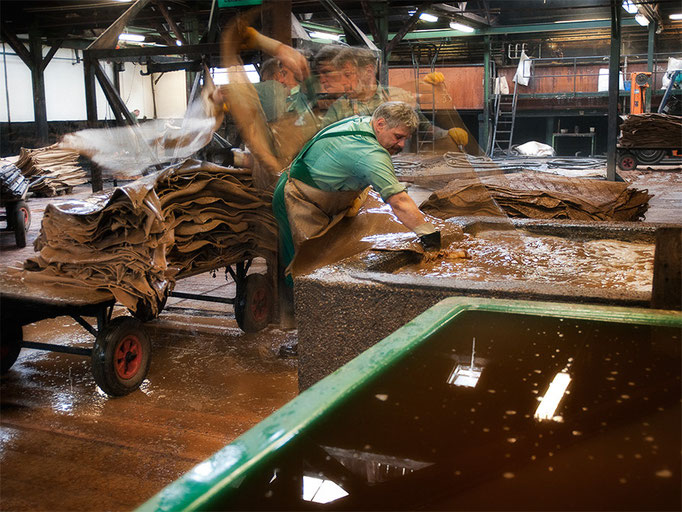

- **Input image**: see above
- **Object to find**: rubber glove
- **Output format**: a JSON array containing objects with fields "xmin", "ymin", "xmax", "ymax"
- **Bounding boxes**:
[
  {"xmin": 423, "ymin": 71, "xmax": 445, "ymax": 85},
  {"xmin": 414, "ymin": 222, "xmax": 441, "ymax": 250},
  {"xmin": 345, "ymin": 187, "xmax": 370, "ymax": 217},
  {"xmin": 448, "ymin": 127, "xmax": 468, "ymax": 146}
]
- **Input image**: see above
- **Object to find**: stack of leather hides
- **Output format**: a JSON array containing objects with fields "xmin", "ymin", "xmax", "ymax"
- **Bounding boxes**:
[
  {"xmin": 619, "ymin": 113, "xmax": 682, "ymax": 148},
  {"xmin": 23, "ymin": 159, "xmax": 277, "ymax": 317},
  {"xmin": 15, "ymin": 144, "xmax": 88, "ymax": 196},
  {"xmin": 420, "ymin": 172, "xmax": 652, "ymax": 221}
]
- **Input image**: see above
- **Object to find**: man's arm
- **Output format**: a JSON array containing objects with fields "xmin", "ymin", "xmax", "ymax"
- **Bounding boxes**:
[{"xmin": 387, "ymin": 191, "xmax": 429, "ymax": 231}]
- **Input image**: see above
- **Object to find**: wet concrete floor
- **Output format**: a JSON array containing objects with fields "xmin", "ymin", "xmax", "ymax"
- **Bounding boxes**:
[
  {"xmin": 1, "ymin": 165, "xmax": 680, "ymax": 510},
  {"xmin": 1, "ymin": 186, "xmax": 298, "ymax": 511}
]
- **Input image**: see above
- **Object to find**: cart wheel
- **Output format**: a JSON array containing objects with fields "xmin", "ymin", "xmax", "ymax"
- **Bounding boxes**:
[
  {"xmin": 13, "ymin": 200, "xmax": 30, "ymax": 248},
  {"xmin": 617, "ymin": 152, "xmax": 638, "ymax": 171},
  {"xmin": 235, "ymin": 273, "xmax": 272, "ymax": 333},
  {"xmin": 634, "ymin": 149, "xmax": 665, "ymax": 166},
  {"xmin": 1, "ymin": 322, "xmax": 22, "ymax": 374},
  {"xmin": 91, "ymin": 316, "xmax": 151, "ymax": 396}
]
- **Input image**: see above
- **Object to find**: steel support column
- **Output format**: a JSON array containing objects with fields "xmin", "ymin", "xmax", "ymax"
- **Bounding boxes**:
[
  {"xmin": 29, "ymin": 31, "xmax": 49, "ymax": 143},
  {"xmin": 645, "ymin": 21, "xmax": 655, "ymax": 113},
  {"xmin": 606, "ymin": 0, "xmax": 621, "ymax": 182},
  {"xmin": 262, "ymin": 0, "xmax": 292, "ymax": 46}
]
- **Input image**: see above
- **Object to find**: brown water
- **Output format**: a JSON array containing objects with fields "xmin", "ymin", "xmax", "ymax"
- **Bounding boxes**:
[
  {"xmin": 397, "ymin": 230, "xmax": 655, "ymax": 293},
  {"xmin": 212, "ymin": 312, "xmax": 680, "ymax": 510}
]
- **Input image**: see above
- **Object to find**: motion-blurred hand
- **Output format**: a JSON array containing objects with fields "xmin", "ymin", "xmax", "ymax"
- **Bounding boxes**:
[
  {"xmin": 448, "ymin": 127, "xmax": 468, "ymax": 146},
  {"xmin": 423, "ymin": 71, "xmax": 445, "ymax": 85}
]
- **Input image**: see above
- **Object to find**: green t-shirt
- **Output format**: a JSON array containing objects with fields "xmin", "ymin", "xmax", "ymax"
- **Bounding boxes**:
[{"xmin": 302, "ymin": 116, "xmax": 405, "ymax": 201}]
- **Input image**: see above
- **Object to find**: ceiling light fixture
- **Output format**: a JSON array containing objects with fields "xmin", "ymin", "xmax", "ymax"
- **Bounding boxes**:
[
  {"xmin": 419, "ymin": 13, "xmax": 439, "ymax": 23},
  {"xmin": 175, "ymin": 39, "xmax": 183, "ymax": 46},
  {"xmin": 118, "ymin": 33, "xmax": 145, "ymax": 42},
  {"xmin": 669, "ymin": 13, "xmax": 682, "ymax": 20},
  {"xmin": 634, "ymin": 13, "xmax": 650, "ymax": 25},
  {"xmin": 449, "ymin": 21, "xmax": 475, "ymax": 33},
  {"xmin": 308, "ymin": 31, "xmax": 342, "ymax": 41},
  {"xmin": 621, "ymin": 0, "xmax": 638, "ymax": 14}
]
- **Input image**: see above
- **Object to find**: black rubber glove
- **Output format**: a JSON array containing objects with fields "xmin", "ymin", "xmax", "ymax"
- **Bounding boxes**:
[{"xmin": 419, "ymin": 230, "xmax": 441, "ymax": 251}]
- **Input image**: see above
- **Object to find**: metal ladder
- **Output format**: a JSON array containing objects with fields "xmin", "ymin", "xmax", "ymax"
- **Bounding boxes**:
[
  {"xmin": 411, "ymin": 44, "xmax": 439, "ymax": 154},
  {"xmin": 490, "ymin": 83, "xmax": 519, "ymax": 156}
]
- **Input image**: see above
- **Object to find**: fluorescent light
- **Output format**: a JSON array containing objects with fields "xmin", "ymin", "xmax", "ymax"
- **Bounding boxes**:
[
  {"xmin": 118, "ymin": 33, "xmax": 145, "ymax": 42},
  {"xmin": 635, "ymin": 13, "xmax": 650, "ymax": 25},
  {"xmin": 669, "ymin": 13, "xmax": 682, "ymax": 20},
  {"xmin": 449, "ymin": 21, "xmax": 475, "ymax": 32},
  {"xmin": 622, "ymin": 0, "xmax": 638, "ymax": 14},
  {"xmin": 535, "ymin": 372, "xmax": 571, "ymax": 421},
  {"xmin": 308, "ymin": 31, "xmax": 342, "ymax": 41},
  {"xmin": 419, "ymin": 13, "xmax": 439, "ymax": 23}
]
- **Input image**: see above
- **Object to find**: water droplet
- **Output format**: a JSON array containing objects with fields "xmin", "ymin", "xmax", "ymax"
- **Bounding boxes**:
[
  {"xmin": 620, "ymin": 394, "xmax": 630, "ymax": 400},
  {"xmin": 488, "ymin": 389, "xmax": 496, "ymax": 394},
  {"xmin": 619, "ymin": 478, "xmax": 627, "ymax": 484},
  {"xmin": 375, "ymin": 394, "xmax": 388, "ymax": 401},
  {"xmin": 548, "ymin": 466, "xmax": 554, "ymax": 472},
  {"xmin": 572, "ymin": 430, "xmax": 582, "ymax": 436},
  {"xmin": 644, "ymin": 436, "xmax": 654, "ymax": 442},
  {"xmin": 482, "ymin": 427, "xmax": 490, "ymax": 432},
  {"xmin": 507, "ymin": 438, "xmax": 517, "ymax": 443},
  {"xmin": 505, "ymin": 410, "xmax": 517, "ymax": 415},
  {"xmin": 634, "ymin": 454, "xmax": 642, "ymax": 459},
  {"xmin": 503, "ymin": 472, "xmax": 515, "ymax": 479},
  {"xmin": 655, "ymin": 469, "xmax": 672, "ymax": 478}
]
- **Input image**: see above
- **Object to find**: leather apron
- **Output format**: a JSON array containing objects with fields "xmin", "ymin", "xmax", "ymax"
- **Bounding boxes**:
[{"xmin": 282, "ymin": 119, "xmax": 376, "ymax": 252}]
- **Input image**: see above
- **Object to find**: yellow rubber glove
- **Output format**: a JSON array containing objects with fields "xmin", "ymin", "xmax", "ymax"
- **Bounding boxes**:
[
  {"xmin": 448, "ymin": 127, "xmax": 468, "ymax": 146},
  {"xmin": 423, "ymin": 71, "xmax": 445, "ymax": 86},
  {"xmin": 345, "ymin": 187, "xmax": 370, "ymax": 217}
]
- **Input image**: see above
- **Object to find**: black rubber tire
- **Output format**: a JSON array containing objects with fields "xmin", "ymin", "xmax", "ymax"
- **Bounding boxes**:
[
  {"xmin": 617, "ymin": 152, "xmax": 638, "ymax": 171},
  {"xmin": 235, "ymin": 273, "xmax": 272, "ymax": 333},
  {"xmin": 1, "ymin": 322, "xmax": 22, "ymax": 374},
  {"xmin": 12, "ymin": 201, "xmax": 30, "ymax": 248},
  {"xmin": 91, "ymin": 316, "xmax": 151, "ymax": 396},
  {"xmin": 634, "ymin": 149, "xmax": 665, "ymax": 166}
]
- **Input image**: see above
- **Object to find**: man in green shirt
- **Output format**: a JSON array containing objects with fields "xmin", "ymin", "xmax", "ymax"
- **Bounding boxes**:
[{"xmin": 272, "ymin": 101, "xmax": 441, "ymax": 285}]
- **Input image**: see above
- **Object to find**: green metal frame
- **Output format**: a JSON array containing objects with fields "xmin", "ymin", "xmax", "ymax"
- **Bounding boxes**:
[{"xmin": 137, "ymin": 297, "xmax": 681, "ymax": 512}]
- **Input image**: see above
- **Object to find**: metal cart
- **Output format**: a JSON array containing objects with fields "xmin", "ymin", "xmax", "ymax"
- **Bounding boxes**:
[
  {"xmin": 0, "ymin": 163, "xmax": 31, "ymax": 248},
  {"xmin": 0, "ymin": 256, "xmax": 276, "ymax": 396}
]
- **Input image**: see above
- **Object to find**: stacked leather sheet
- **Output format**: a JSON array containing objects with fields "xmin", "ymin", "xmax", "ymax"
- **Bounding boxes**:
[
  {"xmin": 15, "ymin": 144, "xmax": 88, "ymax": 196},
  {"xmin": 619, "ymin": 113, "xmax": 682, "ymax": 148},
  {"xmin": 24, "ymin": 159, "xmax": 276, "ymax": 316},
  {"xmin": 421, "ymin": 172, "xmax": 652, "ymax": 221}
]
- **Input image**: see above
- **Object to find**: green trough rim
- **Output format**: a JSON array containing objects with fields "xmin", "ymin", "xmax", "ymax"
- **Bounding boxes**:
[{"xmin": 137, "ymin": 297, "xmax": 682, "ymax": 512}]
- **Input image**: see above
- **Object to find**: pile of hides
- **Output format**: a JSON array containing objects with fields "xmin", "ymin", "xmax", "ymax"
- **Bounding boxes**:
[
  {"xmin": 24, "ymin": 159, "xmax": 277, "ymax": 316},
  {"xmin": 14, "ymin": 144, "xmax": 88, "ymax": 196},
  {"xmin": 619, "ymin": 113, "xmax": 682, "ymax": 148},
  {"xmin": 420, "ymin": 172, "xmax": 652, "ymax": 221}
]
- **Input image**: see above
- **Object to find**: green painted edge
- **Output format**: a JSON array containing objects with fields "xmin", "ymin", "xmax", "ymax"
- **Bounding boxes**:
[{"xmin": 137, "ymin": 297, "xmax": 681, "ymax": 512}]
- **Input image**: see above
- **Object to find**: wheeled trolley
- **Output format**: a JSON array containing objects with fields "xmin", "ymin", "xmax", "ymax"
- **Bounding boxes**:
[
  {"xmin": 0, "ymin": 163, "xmax": 31, "ymax": 248},
  {"xmin": 0, "ymin": 268, "xmax": 148, "ymax": 396},
  {"xmin": 616, "ymin": 146, "xmax": 681, "ymax": 171}
]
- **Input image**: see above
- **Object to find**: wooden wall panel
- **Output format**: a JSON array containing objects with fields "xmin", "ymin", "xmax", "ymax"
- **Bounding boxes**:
[{"xmin": 388, "ymin": 66, "xmax": 484, "ymax": 110}]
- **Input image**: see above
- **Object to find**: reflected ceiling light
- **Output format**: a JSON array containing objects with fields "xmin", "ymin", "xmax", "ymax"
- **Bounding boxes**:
[
  {"xmin": 118, "ymin": 33, "xmax": 145, "ymax": 42},
  {"xmin": 634, "ymin": 13, "xmax": 650, "ymax": 25},
  {"xmin": 308, "ymin": 31, "xmax": 342, "ymax": 41},
  {"xmin": 447, "ymin": 337, "xmax": 482, "ymax": 388},
  {"xmin": 175, "ymin": 39, "xmax": 183, "ymax": 46},
  {"xmin": 419, "ymin": 13, "xmax": 439, "ymax": 22},
  {"xmin": 668, "ymin": 13, "xmax": 682, "ymax": 20},
  {"xmin": 302, "ymin": 476, "xmax": 348, "ymax": 504},
  {"xmin": 534, "ymin": 371, "xmax": 571, "ymax": 421},
  {"xmin": 449, "ymin": 21, "xmax": 475, "ymax": 33},
  {"xmin": 622, "ymin": 0, "xmax": 638, "ymax": 14}
]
